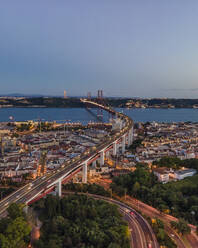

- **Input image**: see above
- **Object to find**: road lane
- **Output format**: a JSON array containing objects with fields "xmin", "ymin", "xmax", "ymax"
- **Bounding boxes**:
[
  {"xmin": 124, "ymin": 196, "xmax": 195, "ymax": 248},
  {"xmin": 165, "ymin": 225, "xmax": 186, "ymax": 248},
  {"xmin": 120, "ymin": 208, "xmax": 145, "ymax": 248},
  {"xmin": 63, "ymin": 192, "xmax": 159, "ymax": 248}
]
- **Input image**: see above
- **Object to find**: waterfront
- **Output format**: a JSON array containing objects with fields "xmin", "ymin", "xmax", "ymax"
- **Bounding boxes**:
[{"xmin": 0, "ymin": 107, "xmax": 198, "ymax": 123}]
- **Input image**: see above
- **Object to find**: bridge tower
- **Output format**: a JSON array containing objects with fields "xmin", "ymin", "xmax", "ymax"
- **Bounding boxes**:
[{"xmin": 87, "ymin": 92, "xmax": 91, "ymax": 100}]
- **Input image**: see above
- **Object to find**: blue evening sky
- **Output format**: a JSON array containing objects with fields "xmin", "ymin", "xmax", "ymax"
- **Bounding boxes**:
[{"xmin": 0, "ymin": 0, "xmax": 198, "ymax": 98}]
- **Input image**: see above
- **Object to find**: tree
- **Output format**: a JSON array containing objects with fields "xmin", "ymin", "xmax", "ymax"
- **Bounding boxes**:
[
  {"xmin": 153, "ymin": 156, "xmax": 181, "ymax": 169},
  {"xmin": 0, "ymin": 217, "xmax": 10, "ymax": 233},
  {"xmin": 108, "ymin": 243, "xmax": 121, "ymax": 248},
  {"xmin": 7, "ymin": 203, "xmax": 24, "ymax": 220},
  {"xmin": 178, "ymin": 219, "xmax": 191, "ymax": 235},
  {"xmin": 157, "ymin": 228, "xmax": 165, "ymax": 241},
  {"xmin": 44, "ymin": 195, "xmax": 59, "ymax": 219},
  {"xmin": 48, "ymin": 238, "xmax": 62, "ymax": 248},
  {"xmin": 111, "ymin": 164, "xmax": 198, "ymax": 226},
  {"xmin": 33, "ymin": 195, "xmax": 130, "ymax": 248},
  {"xmin": 0, "ymin": 233, "xmax": 10, "ymax": 248},
  {"xmin": 171, "ymin": 219, "xmax": 191, "ymax": 235},
  {"xmin": 132, "ymin": 182, "xmax": 140, "ymax": 197},
  {"xmin": 0, "ymin": 217, "xmax": 31, "ymax": 248},
  {"xmin": 170, "ymin": 221, "xmax": 178, "ymax": 230}
]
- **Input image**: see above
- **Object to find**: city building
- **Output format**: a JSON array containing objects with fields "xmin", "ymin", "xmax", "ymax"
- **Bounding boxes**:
[
  {"xmin": 174, "ymin": 168, "xmax": 196, "ymax": 180},
  {"xmin": 152, "ymin": 167, "xmax": 173, "ymax": 183}
]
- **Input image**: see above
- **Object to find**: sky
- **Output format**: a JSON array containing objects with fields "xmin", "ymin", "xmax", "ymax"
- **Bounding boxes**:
[{"xmin": 0, "ymin": 0, "xmax": 198, "ymax": 98}]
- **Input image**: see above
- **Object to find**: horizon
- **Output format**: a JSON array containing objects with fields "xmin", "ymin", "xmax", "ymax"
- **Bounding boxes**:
[{"xmin": 2, "ymin": 92, "xmax": 198, "ymax": 100}]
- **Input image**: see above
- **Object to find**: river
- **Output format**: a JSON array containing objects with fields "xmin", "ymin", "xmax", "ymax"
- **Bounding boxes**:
[{"xmin": 0, "ymin": 108, "xmax": 197, "ymax": 123}]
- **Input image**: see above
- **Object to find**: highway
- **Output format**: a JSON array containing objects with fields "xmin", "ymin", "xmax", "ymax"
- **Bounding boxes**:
[
  {"xmin": 93, "ymin": 195, "xmax": 159, "ymax": 248},
  {"xmin": 62, "ymin": 192, "xmax": 159, "ymax": 248},
  {"xmin": 124, "ymin": 196, "xmax": 198, "ymax": 248},
  {"xmin": 0, "ymin": 99, "xmax": 133, "ymax": 216}
]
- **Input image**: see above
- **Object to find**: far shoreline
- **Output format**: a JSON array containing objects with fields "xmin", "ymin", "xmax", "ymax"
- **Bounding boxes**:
[{"xmin": 1, "ymin": 106, "xmax": 198, "ymax": 109}]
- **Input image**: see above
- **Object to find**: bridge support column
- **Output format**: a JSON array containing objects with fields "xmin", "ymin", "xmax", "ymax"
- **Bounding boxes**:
[
  {"xmin": 56, "ymin": 179, "xmax": 62, "ymax": 197},
  {"xmin": 113, "ymin": 142, "xmax": 117, "ymax": 156},
  {"xmin": 128, "ymin": 132, "xmax": 131, "ymax": 147},
  {"xmin": 106, "ymin": 150, "xmax": 110, "ymax": 158},
  {"xmin": 130, "ymin": 127, "xmax": 134, "ymax": 144},
  {"xmin": 100, "ymin": 151, "xmax": 104, "ymax": 166},
  {"xmin": 92, "ymin": 160, "xmax": 96, "ymax": 168},
  {"xmin": 128, "ymin": 127, "xmax": 134, "ymax": 147},
  {"xmin": 23, "ymin": 205, "xmax": 29, "ymax": 215},
  {"xmin": 122, "ymin": 135, "xmax": 126, "ymax": 154},
  {"xmin": 82, "ymin": 161, "xmax": 87, "ymax": 183}
]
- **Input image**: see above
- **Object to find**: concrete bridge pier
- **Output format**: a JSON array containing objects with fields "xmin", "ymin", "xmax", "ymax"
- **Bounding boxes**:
[
  {"xmin": 122, "ymin": 135, "xmax": 126, "ymax": 154},
  {"xmin": 128, "ymin": 127, "xmax": 134, "ymax": 147},
  {"xmin": 100, "ymin": 150, "xmax": 105, "ymax": 166},
  {"xmin": 130, "ymin": 126, "xmax": 134, "ymax": 144},
  {"xmin": 92, "ymin": 160, "xmax": 96, "ymax": 168},
  {"xmin": 113, "ymin": 142, "xmax": 117, "ymax": 156},
  {"xmin": 82, "ymin": 161, "xmax": 88, "ymax": 183},
  {"xmin": 56, "ymin": 179, "xmax": 62, "ymax": 197},
  {"xmin": 23, "ymin": 205, "xmax": 29, "ymax": 215},
  {"xmin": 128, "ymin": 131, "xmax": 131, "ymax": 147}
]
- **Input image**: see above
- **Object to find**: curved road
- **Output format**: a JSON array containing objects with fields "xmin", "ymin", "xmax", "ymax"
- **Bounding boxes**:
[
  {"xmin": 97, "ymin": 196, "xmax": 159, "ymax": 248},
  {"xmin": 124, "ymin": 196, "xmax": 198, "ymax": 248},
  {"xmin": 63, "ymin": 192, "xmax": 159, "ymax": 248}
]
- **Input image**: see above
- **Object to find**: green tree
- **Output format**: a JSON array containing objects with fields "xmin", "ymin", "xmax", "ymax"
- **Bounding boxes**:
[
  {"xmin": 0, "ymin": 217, "xmax": 31, "ymax": 248},
  {"xmin": 7, "ymin": 203, "xmax": 24, "ymax": 220},
  {"xmin": 33, "ymin": 195, "xmax": 130, "ymax": 248},
  {"xmin": 132, "ymin": 182, "xmax": 140, "ymax": 197},
  {"xmin": 178, "ymin": 219, "xmax": 191, "ymax": 235},
  {"xmin": 171, "ymin": 219, "xmax": 191, "ymax": 235},
  {"xmin": 108, "ymin": 243, "xmax": 121, "ymax": 248}
]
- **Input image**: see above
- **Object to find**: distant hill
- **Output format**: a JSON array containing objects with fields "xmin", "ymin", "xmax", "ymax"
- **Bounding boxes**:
[{"xmin": 0, "ymin": 93, "xmax": 44, "ymax": 98}]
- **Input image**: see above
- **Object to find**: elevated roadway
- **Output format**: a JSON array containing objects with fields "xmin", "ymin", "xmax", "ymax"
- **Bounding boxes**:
[{"xmin": 0, "ymin": 99, "xmax": 133, "ymax": 215}]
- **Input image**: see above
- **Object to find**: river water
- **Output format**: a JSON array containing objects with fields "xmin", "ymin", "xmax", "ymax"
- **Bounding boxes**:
[{"xmin": 0, "ymin": 108, "xmax": 198, "ymax": 123}]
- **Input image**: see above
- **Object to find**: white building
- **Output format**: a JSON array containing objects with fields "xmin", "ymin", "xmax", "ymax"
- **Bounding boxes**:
[
  {"xmin": 174, "ymin": 168, "xmax": 196, "ymax": 180},
  {"xmin": 153, "ymin": 167, "xmax": 172, "ymax": 183}
]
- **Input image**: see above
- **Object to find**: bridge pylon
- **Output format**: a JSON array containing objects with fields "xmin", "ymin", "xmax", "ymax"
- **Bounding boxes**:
[
  {"xmin": 55, "ymin": 179, "xmax": 62, "ymax": 197},
  {"xmin": 82, "ymin": 161, "xmax": 88, "ymax": 183},
  {"xmin": 122, "ymin": 135, "xmax": 126, "ymax": 154}
]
